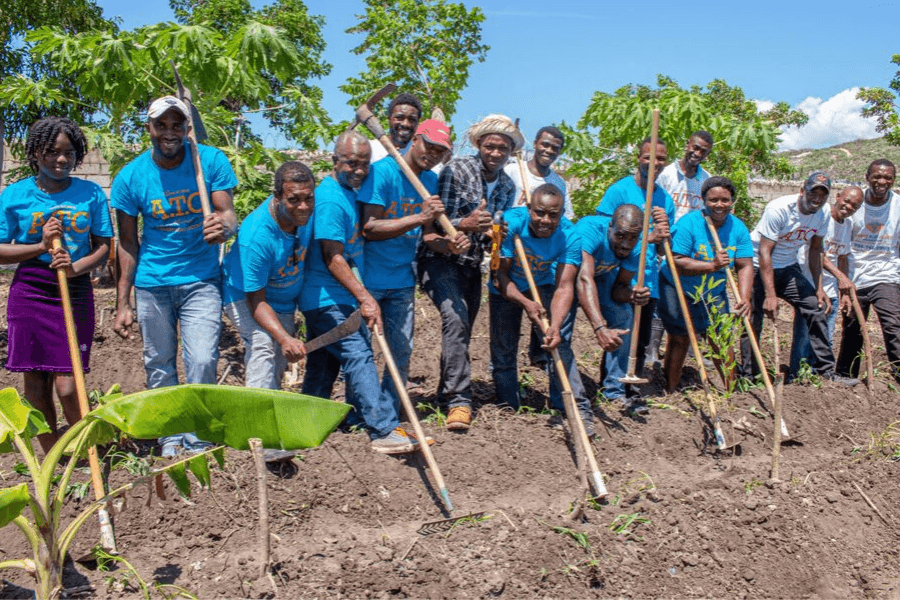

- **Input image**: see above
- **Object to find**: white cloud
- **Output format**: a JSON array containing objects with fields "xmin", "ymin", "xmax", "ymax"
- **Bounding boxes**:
[{"xmin": 772, "ymin": 88, "xmax": 880, "ymax": 151}]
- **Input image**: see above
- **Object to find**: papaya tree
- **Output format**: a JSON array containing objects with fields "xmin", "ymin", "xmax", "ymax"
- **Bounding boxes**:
[{"xmin": 0, "ymin": 384, "xmax": 349, "ymax": 600}]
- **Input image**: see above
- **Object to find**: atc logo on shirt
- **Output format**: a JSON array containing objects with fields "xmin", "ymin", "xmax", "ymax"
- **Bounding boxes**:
[
  {"xmin": 519, "ymin": 252, "xmax": 554, "ymax": 279},
  {"xmin": 148, "ymin": 190, "xmax": 204, "ymax": 229},
  {"xmin": 275, "ymin": 245, "xmax": 307, "ymax": 281},
  {"xmin": 780, "ymin": 228, "xmax": 818, "ymax": 242},
  {"xmin": 384, "ymin": 197, "xmax": 420, "ymax": 219},
  {"xmin": 27, "ymin": 207, "xmax": 90, "ymax": 235},
  {"xmin": 594, "ymin": 260, "xmax": 619, "ymax": 275}
]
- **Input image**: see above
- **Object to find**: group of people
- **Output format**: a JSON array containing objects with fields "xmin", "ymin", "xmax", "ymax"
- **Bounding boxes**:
[{"xmin": 2, "ymin": 90, "xmax": 899, "ymax": 460}]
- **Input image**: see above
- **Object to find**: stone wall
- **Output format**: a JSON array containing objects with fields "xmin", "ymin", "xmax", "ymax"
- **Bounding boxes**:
[{"xmin": 1, "ymin": 145, "xmax": 112, "ymax": 195}]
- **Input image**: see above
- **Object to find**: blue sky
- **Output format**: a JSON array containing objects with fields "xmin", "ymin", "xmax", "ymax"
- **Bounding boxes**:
[{"xmin": 96, "ymin": 0, "xmax": 899, "ymax": 151}]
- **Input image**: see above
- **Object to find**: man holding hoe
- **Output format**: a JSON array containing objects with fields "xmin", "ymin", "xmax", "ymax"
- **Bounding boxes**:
[
  {"xmin": 112, "ymin": 96, "xmax": 238, "ymax": 457},
  {"xmin": 358, "ymin": 119, "xmax": 468, "ymax": 420},
  {"xmin": 489, "ymin": 183, "xmax": 594, "ymax": 435},
  {"xmin": 299, "ymin": 130, "xmax": 419, "ymax": 455},
  {"xmin": 417, "ymin": 114, "xmax": 523, "ymax": 431}
]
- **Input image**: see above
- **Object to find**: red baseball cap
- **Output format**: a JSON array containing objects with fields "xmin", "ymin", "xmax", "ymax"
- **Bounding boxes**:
[{"xmin": 416, "ymin": 119, "xmax": 452, "ymax": 150}]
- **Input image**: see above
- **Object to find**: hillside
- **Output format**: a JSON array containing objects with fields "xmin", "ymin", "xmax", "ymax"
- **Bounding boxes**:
[{"xmin": 781, "ymin": 137, "xmax": 900, "ymax": 183}]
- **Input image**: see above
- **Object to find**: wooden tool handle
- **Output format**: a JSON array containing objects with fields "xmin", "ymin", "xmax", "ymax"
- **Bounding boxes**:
[
  {"xmin": 848, "ymin": 287, "xmax": 874, "ymax": 392},
  {"xmin": 186, "ymin": 138, "xmax": 211, "ymax": 217},
  {"xmin": 513, "ymin": 236, "xmax": 607, "ymax": 497},
  {"xmin": 377, "ymin": 134, "xmax": 459, "ymax": 238},
  {"xmin": 516, "ymin": 151, "xmax": 532, "ymax": 206}
]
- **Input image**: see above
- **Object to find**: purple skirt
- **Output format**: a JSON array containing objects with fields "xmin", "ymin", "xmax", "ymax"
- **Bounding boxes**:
[{"xmin": 5, "ymin": 260, "xmax": 95, "ymax": 373}]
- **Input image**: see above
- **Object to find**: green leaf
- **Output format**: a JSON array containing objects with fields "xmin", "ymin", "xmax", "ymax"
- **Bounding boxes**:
[
  {"xmin": 89, "ymin": 384, "xmax": 350, "ymax": 450},
  {"xmin": 0, "ymin": 388, "xmax": 52, "ymax": 453},
  {"xmin": 0, "ymin": 483, "xmax": 30, "ymax": 528},
  {"xmin": 187, "ymin": 454, "xmax": 211, "ymax": 489},
  {"xmin": 165, "ymin": 461, "xmax": 192, "ymax": 499}
]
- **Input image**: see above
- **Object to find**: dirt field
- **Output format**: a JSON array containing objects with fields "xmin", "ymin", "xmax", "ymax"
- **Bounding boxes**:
[{"xmin": 1, "ymin": 272, "xmax": 899, "ymax": 599}]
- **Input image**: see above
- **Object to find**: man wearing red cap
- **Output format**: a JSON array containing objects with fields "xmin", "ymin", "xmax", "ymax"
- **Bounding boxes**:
[{"xmin": 359, "ymin": 119, "xmax": 468, "ymax": 415}]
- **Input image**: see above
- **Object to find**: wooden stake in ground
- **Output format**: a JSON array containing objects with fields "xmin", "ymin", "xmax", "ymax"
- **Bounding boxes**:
[
  {"xmin": 373, "ymin": 326, "xmax": 454, "ymax": 512},
  {"xmin": 248, "ymin": 438, "xmax": 270, "ymax": 578},
  {"xmin": 620, "ymin": 108, "xmax": 660, "ymax": 386},
  {"xmin": 770, "ymin": 324, "xmax": 784, "ymax": 481},
  {"xmin": 513, "ymin": 236, "xmax": 607, "ymax": 498},
  {"xmin": 848, "ymin": 287, "xmax": 874, "ymax": 394},
  {"xmin": 50, "ymin": 235, "xmax": 117, "ymax": 552},
  {"xmin": 659, "ymin": 238, "xmax": 735, "ymax": 452},
  {"xmin": 702, "ymin": 215, "xmax": 791, "ymax": 440}
]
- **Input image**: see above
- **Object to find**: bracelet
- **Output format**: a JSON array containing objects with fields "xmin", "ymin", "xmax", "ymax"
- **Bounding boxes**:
[{"xmin": 593, "ymin": 324, "xmax": 605, "ymax": 332}]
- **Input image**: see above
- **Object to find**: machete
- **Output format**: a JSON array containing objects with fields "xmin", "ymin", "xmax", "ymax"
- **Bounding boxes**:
[{"xmin": 304, "ymin": 309, "xmax": 362, "ymax": 353}]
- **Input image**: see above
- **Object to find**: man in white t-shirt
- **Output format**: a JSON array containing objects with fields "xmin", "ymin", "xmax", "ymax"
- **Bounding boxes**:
[
  {"xmin": 503, "ymin": 126, "xmax": 573, "ymax": 220},
  {"xmin": 788, "ymin": 186, "xmax": 863, "ymax": 379},
  {"xmin": 657, "ymin": 130, "xmax": 713, "ymax": 223},
  {"xmin": 837, "ymin": 159, "xmax": 900, "ymax": 384},
  {"xmin": 740, "ymin": 171, "xmax": 858, "ymax": 385},
  {"xmin": 368, "ymin": 93, "xmax": 422, "ymax": 163}
]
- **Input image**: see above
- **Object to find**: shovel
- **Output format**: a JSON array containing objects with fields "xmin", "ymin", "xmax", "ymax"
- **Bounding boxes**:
[
  {"xmin": 514, "ymin": 236, "xmax": 607, "ymax": 499},
  {"xmin": 620, "ymin": 108, "xmax": 660, "ymax": 386},
  {"xmin": 49, "ymin": 227, "xmax": 117, "ymax": 552}
]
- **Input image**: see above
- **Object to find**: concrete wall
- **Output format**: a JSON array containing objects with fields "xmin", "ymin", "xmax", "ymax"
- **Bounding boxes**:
[{"xmin": 1, "ymin": 145, "xmax": 112, "ymax": 195}]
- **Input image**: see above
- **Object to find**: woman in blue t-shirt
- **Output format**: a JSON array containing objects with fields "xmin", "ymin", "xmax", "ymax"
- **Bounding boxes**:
[
  {"xmin": 658, "ymin": 176, "xmax": 754, "ymax": 393},
  {"xmin": 0, "ymin": 117, "xmax": 114, "ymax": 452}
]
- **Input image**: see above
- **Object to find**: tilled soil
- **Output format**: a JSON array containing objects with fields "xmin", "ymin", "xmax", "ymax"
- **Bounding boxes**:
[{"xmin": 1, "ymin": 273, "xmax": 899, "ymax": 599}]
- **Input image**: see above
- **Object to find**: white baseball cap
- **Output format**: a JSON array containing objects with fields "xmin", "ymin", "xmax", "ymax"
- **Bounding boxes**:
[{"xmin": 148, "ymin": 96, "xmax": 190, "ymax": 121}]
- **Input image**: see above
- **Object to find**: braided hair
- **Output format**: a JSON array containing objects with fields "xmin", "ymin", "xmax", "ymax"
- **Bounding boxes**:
[{"xmin": 25, "ymin": 116, "xmax": 88, "ymax": 174}]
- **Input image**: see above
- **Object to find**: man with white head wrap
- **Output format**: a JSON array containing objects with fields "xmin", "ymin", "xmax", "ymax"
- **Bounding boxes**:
[{"xmin": 417, "ymin": 114, "xmax": 524, "ymax": 431}]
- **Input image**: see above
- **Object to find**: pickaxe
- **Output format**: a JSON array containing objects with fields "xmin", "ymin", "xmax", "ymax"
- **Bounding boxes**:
[
  {"xmin": 170, "ymin": 61, "xmax": 211, "ymax": 218},
  {"xmin": 347, "ymin": 83, "xmax": 398, "ymax": 133},
  {"xmin": 354, "ymin": 86, "xmax": 460, "ymax": 239}
]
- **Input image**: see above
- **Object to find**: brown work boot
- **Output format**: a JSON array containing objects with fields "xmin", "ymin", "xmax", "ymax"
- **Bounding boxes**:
[{"xmin": 446, "ymin": 406, "xmax": 472, "ymax": 431}]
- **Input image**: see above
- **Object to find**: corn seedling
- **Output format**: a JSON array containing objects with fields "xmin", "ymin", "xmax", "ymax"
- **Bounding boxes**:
[
  {"xmin": 609, "ymin": 512, "xmax": 650, "ymax": 541},
  {"xmin": 0, "ymin": 384, "xmax": 349, "ymax": 600},
  {"xmin": 743, "ymin": 477, "xmax": 764, "ymax": 494},
  {"xmin": 96, "ymin": 548, "xmax": 151, "ymax": 599},
  {"xmin": 548, "ymin": 524, "xmax": 591, "ymax": 550},
  {"xmin": 415, "ymin": 402, "xmax": 446, "ymax": 427}
]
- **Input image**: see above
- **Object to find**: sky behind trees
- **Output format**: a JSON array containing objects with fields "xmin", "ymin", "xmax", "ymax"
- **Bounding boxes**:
[{"xmin": 96, "ymin": 0, "xmax": 897, "ymax": 151}]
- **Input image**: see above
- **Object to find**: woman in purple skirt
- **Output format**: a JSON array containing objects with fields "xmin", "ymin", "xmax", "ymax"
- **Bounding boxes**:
[{"xmin": 0, "ymin": 117, "xmax": 113, "ymax": 452}]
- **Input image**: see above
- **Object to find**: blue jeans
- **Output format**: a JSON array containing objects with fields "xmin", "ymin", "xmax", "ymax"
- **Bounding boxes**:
[
  {"xmin": 489, "ymin": 286, "xmax": 590, "ymax": 415},
  {"xmin": 224, "ymin": 298, "xmax": 296, "ymax": 390},
  {"xmin": 135, "ymin": 278, "xmax": 222, "ymax": 388},
  {"xmin": 592, "ymin": 272, "xmax": 637, "ymax": 401},
  {"xmin": 417, "ymin": 258, "xmax": 482, "ymax": 408},
  {"xmin": 370, "ymin": 287, "xmax": 415, "ymax": 417},
  {"xmin": 301, "ymin": 303, "xmax": 398, "ymax": 439},
  {"xmin": 789, "ymin": 295, "xmax": 838, "ymax": 377},
  {"xmin": 135, "ymin": 278, "xmax": 222, "ymax": 451}
]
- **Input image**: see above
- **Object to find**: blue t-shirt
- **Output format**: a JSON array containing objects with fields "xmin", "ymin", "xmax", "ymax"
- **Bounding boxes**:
[
  {"xmin": 490, "ymin": 206, "xmax": 581, "ymax": 295},
  {"xmin": 595, "ymin": 176, "xmax": 675, "ymax": 298},
  {"xmin": 299, "ymin": 176, "xmax": 365, "ymax": 311},
  {"xmin": 576, "ymin": 215, "xmax": 640, "ymax": 279},
  {"xmin": 221, "ymin": 197, "xmax": 312, "ymax": 314},
  {"xmin": 660, "ymin": 210, "xmax": 753, "ymax": 302},
  {"xmin": 110, "ymin": 143, "xmax": 238, "ymax": 288},
  {"xmin": 0, "ymin": 177, "xmax": 113, "ymax": 263},
  {"xmin": 358, "ymin": 156, "xmax": 437, "ymax": 290}
]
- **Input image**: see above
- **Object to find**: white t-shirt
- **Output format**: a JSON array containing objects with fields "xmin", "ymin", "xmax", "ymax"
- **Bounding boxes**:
[
  {"xmin": 797, "ymin": 211, "xmax": 852, "ymax": 297},
  {"xmin": 848, "ymin": 190, "xmax": 900, "ymax": 288},
  {"xmin": 502, "ymin": 162, "xmax": 574, "ymax": 220},
  {"xmin": 751, "ymin": 194, "xmax": 829, "ymax": 269},
  {"xmin": 369, "ymin": 139, "xmax": 443, "ymax": 176},
  {"xmin": 657, "ymin": 160, "xmax": 709, "ymax": 222}
]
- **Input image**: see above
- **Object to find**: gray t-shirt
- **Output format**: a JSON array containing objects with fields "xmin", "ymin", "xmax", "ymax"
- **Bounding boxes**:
[
  {"xmin": 848, "ymin": 190, "xmax": 900, "ymax": 288},
  {"xmin": 751, "ymin": 194, "xmax": 828, "ymax": 269}
]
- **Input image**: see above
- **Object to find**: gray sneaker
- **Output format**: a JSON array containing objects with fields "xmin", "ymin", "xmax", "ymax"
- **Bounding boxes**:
[
  {"xmin": 580, "ymin": 412, "xmax": 597, "ymax": 439},
  {"xmin": 827, "ymin": 373, "xmax": 861, "ymax": 387},
  {"xmin": 371, "ymin": 427, "xmax": 420, "ymax": 455}
]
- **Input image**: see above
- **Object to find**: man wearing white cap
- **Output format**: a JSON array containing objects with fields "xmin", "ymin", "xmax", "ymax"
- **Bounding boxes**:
[
  {"xmin": 416, "ymin": 114, "xmax": 524, "ymax": 431},
  {"xmin": 359, "ymin": 119, "xmax": 468, "ymax": 417},
  {"xmin": 111, "ymin": 95, "xmax": 238, "ymax": 456}
]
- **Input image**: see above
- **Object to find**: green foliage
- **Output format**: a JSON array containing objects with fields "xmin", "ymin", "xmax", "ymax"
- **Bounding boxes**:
[
  {"xmin": 780, "ymin": 136, "xmax": 900, "ymax": 181},
  {"xmin": 858, "ymin": 54, "xmax": 900, "ymax": 147},
  {"xmin": 0, "ymin": 384, "xmax": 349, "ymax": 599},
  {"xmin": 341, "ymin": 0, "xmax": 489, "ymax": 121},
  {"xmin": 689, "ymin": 274, "xmax": 744, "ymax": 397},
  {"xmin": 609, "ymin": 512, "xmax": 650, "ymax": 541},
  {"xmin": 794, "ymin": 359, "xmax": 822, "ymax": 389},
  {"xmin": 564, "ymin": 75, "xmax": 808, "ymax": 221}
]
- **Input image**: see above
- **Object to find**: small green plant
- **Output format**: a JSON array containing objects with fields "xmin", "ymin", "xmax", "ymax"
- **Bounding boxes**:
[
  {"xmin": 743, "ymin": 477, "xmax": 763, "ymax": 494},
  {"xmin": 444, "ymin": 512, "xmax": 493, "ymax": 536},
  {"xmin": 551, "ymin": 525, "xmax": 591, "ymax": 550},
  {"xmin": 64, "ymin": 479, "xmax": 90, "ymax": 501},
  {"xmin": 415, "ymin": 402, "xmax": 446, "ymax": 427},
  {"xmin": 609, "ymin": 512, "xmax": 650, "ymax": 541},
  {"xmin": 96, "ymin": 548, "xmax": 151, "ymax": 599},
  {"xmin": 794, "ymin": 359, "xmax": 822, "ymax": 388},
  {"xmin": 519, "ymin": 371, "xmax": 536, "ymax": 396},
  {"xmin": 862, "ymin": 421, "xmax": 900, "ymax": 461},
  {"xmin": 690, "ymin": 275, "xmax": 744, "ymax": 397}
]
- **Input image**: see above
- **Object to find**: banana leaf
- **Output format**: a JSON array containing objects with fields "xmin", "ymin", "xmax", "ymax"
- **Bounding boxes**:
[
  {"xmin": 0, "ymin": 483, "xmax": 29, "ymax": 528},
  {"xmin": 88, "ymin": 385, "xmax": 350, "ymax": 450},
  {"xmin": 0, "ymin": 388, "xmax": 51, "ymax": 454}
]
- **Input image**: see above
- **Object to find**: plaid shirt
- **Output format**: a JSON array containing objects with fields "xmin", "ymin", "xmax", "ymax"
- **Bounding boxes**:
[{"xmin": 417, "ymin": 154, "xmax": 516, "ymax": 269}]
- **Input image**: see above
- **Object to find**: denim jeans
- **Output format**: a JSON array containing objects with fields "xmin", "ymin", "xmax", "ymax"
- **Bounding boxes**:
[
  {"xmin": 789, "ymin": 295, "xmax": 837, "ymax": 377},
  {"xmin": 224, "ymin": 298, "xmax": 297, "ymax": 390},
  {"xmin": 489, "ymin": 285, "xmax": 590, "ymax": 415},
  {"xmin": 135, "ymin": 278, "xmax": 222, "ymax": 388},
  {"xmin": 592, "ymin": 272, "xmax": 641, "ymax": 401},
  {"xmin": 418, "ymin": 258, "xmax": 482, "ymax": 408},
  {"xmin": 135, "ymin": 278, "xmax": 222, "ymax": 451},
  {"xmin": 370, "ymin": 287, "xmax": 415, "ymax": 417},
  {"xmin": 740, "ymin": 265, "xmax": 835, "ymax": 377},
  {"xmin": 837, "ymin": 282, "xmax": 900, "ymax": 382},
  {"xmin": 301, "ymin": 303, "xmax": 398, "ymax": 439}
]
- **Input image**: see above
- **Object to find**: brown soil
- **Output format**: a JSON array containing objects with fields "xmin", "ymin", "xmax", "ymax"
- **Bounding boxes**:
[{"xmin": 1, "ymin": 271, "xmax": 899, "ymax": 599}]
